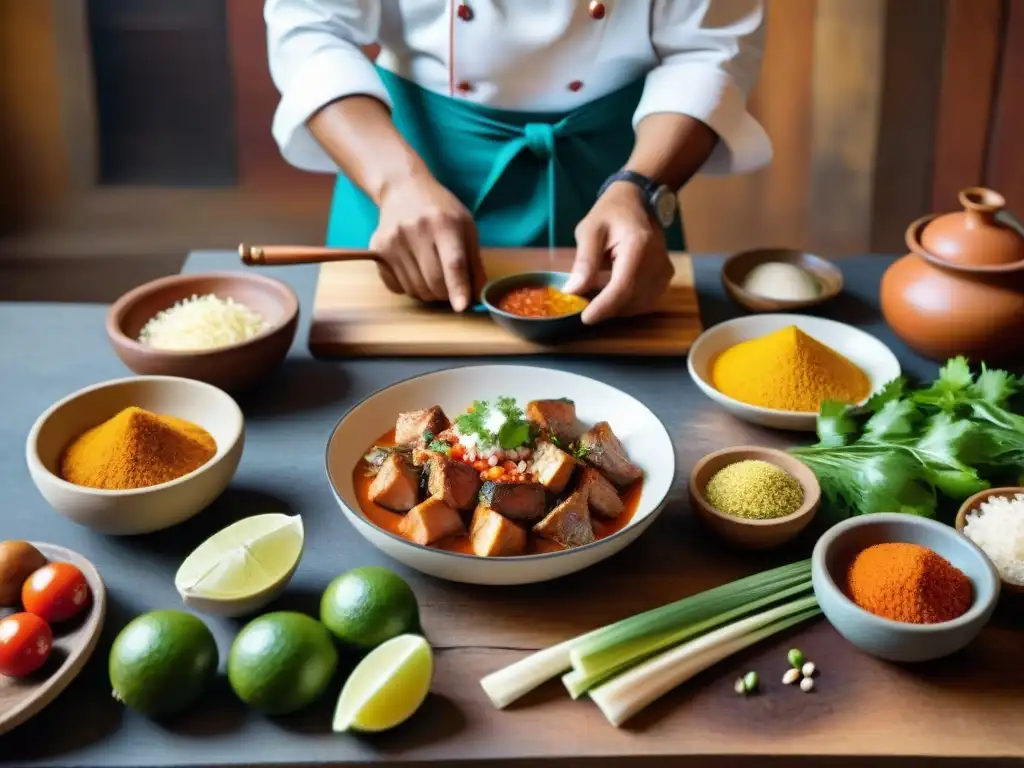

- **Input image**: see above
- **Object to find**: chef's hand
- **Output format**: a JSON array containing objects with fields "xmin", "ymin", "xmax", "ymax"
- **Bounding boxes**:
[
  {"xmin": 563, "ymin": 183, "xmax": 675, "ymax": 325},
  {"xmin": 371, "ymin": 171, "xmax": 484, "ymax": 312}
]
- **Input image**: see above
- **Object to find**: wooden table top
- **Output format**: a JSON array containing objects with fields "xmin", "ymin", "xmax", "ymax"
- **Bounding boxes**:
[{"xmin": 2, "ymin": 251, "xmax": 1022, "ymax": 768}]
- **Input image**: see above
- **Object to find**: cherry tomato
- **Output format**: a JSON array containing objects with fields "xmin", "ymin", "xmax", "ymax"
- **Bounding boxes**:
[
  {"xmin": 22, "ymin": 562, "xmax": 90, "ymax": 623},
  {"xmin": 0, "ymin": 612, "xmax": 52, "ymax": 677}
]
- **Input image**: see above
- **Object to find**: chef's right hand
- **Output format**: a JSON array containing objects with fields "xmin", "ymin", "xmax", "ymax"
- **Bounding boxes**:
[{"xmin": 371, "ymin": 172, "xmax": 484, "ymax": 313}]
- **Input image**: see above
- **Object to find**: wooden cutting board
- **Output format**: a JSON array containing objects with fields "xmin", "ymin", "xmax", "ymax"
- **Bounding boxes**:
[{"xmin": 309, "ymin": 248, "xmax": 701, "ymax": 357}]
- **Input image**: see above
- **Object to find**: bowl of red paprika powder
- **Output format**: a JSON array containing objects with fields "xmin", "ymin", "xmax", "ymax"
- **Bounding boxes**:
[{"xmin": 811, "ymin": 514, "xmax": 999, "ymax": 663}]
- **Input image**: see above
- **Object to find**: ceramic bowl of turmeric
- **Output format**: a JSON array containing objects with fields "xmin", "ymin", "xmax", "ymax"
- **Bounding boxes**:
[
  {"xmin": 687, "ymin": 314, "xmax": 901, "ymax": 431},
  {"xmin": 26, "ymin": 376, "xmax": 244, "ymax": 535},
  {"xmin": 812, "ymin": 514, "xmax": 999, "ymax": 663}
]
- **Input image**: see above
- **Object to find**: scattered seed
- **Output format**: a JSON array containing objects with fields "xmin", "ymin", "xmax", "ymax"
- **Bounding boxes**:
[
  {"xmin": 801, "ymin": 661, "xmax": 816, "ymax": 678},
  {"xmin": 734, "ymin": 678, "xmax": 747, "ymax": 695},
  {"xmin": 743, "ymin": 671, "xmax": 759, "ymax": 693},
  {"xmin": 787, "ymin": 648, "xmax": 805, "ymax": 669},
  {"xmin": 782, "ymin": 668, "xmax": 801, "ymax": 685},
  {"xmin": 800, "ymin": 676, "xmax": 815, "ymax": 693}
]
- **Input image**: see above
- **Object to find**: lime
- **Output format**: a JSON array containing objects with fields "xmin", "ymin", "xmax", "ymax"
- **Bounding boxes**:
[
  {"xmin": 175, "ymin": 514, "xmax": 304, "ymax": 605},
  {"xmin": 320, "ymin": 567, "xmax": 419, "ymax": 650},
  {"xmin": 333, "ymin": 634, "xmax": 433, "ymax": 732},
  {"xmin": 227, "ymin": 611, "xmax": 338, "ymax": 715},
  {"xmin": 109, "ymin": 610, "xmax": 218, "ymax": 717}
]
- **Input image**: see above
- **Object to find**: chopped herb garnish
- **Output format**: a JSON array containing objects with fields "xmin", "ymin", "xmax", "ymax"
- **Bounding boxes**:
[
  {"xmin": 570, "ymin": 442, "xmax": 588, "ymax": 460},
  {"xmin": 454, "ymin": 396, "xmax": 532, "ymax": 450},
  {"xmin": 422, "ymin": 430, "xmax": 451, "ymax": 455}
]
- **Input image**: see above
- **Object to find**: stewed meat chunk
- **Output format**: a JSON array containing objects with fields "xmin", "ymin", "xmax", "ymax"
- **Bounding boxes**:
[
  {"xmin": 470, "ymin": 504, "xmax": 527, "ymax": 557},
  {"xmin": 368, "ymin": 453, "xmax": 420, "ymax": 512},
  {"xmin": 479, "ymin": 480, "xmax": 547, "ymax": 522},
  {"xmin": 531, "ymin": 440, "xmax": 579, "ymax": 494},
  {"xmin": 526, "ymin": 399, "xmax": 578, "ymax": 443},
  {"xmin": 426, "ymin": 454, "xmax": 481, "ymax": 511},
  {"xmin": 578, "ymin": 421, "xmax": 642, "ymax": 487},
  {"xmin": 533, "ymin": 491, "xmax": 594, "ymax": 548},
  {"xmin": 399, "ymin": 494, "xmax": 465, "ymax": 546},
  {"xmin": 395, "ymin": 406, "xmax": 450, "ymax": 446},
  {"xmin": 579, "ymin": 467, "xmax": 624, "ymax": 519}
]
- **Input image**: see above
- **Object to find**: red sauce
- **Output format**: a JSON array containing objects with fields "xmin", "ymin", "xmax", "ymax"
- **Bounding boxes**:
[
  {"xmin": 352, "ymin": 428, "xmax": 641, "ymax": 556},
  {"xmin": 495, "ymin": 285, "xmax": 588, "ymax": 318}
]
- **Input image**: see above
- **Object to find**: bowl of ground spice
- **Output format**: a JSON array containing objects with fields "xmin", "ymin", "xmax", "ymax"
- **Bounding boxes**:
[
  {"xmin": 687, "ymin": 315, "xmax": 900, "ymax": 431},
  {"xmin": 481, "ymin": 272, "xmax": 590, "ymax": 345},
  {"xmin": 106, "ymin": 272, "xmax": 299, "ymax": 393},
  {"xmin": 689, "ymin": 446, "xmax": 820, "ymax": 549},
  {"xmin": 26, "ymin": 376, "xmax": 244, "ymax": 535},
  {"xmin": 812, "ymin": 514, "xmax": 999, "ymax": 662}
]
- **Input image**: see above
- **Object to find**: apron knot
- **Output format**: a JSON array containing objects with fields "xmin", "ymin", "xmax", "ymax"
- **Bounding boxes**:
[{"xmin": 524, "ymin": 123, "xmax": 556, "ymax": 160}]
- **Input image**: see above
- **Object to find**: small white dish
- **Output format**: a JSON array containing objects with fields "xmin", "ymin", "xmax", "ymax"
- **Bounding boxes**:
[
  {"xmin": 325, "ymin": 365, "xmax": 675, "ymax": 586},
  {"xmin": 26, "ymin": 376, "xmax": 244, "ymax": 535},
  {"xmin": 687, "ymin": 314, "xmax": 901, "ymax": 432}
]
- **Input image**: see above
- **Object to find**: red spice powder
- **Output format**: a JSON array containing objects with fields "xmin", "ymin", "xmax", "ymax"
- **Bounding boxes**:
[{"xmin": 844, "ymin": 542, "xmax": 973, "ymax": 624}]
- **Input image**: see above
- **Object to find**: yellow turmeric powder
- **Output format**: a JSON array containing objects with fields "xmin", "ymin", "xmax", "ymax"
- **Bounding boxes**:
[
  {"xmin": 59, "ymin": 406, "xmax": 216, "ymax": 490},
  {"xmin": 710, "ymin": 325, "xmax": 870, "ymax": 412}
]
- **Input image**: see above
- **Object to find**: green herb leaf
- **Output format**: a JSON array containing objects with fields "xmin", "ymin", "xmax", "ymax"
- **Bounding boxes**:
[
  {"xmin": 971, "ymin": 364, "xmax": 1018, "ymax": 406},
  {"xmin": 498, "ymin": 421, "xmax": 531, "ymax": 450},
  {"xmin": 815, "ymin": 401, "xmax": 859, "ymax": 447},
  {"xmin": 862, "ymin": 398, "xmax": 919, "ymax": 442},
  {"xmin": 863, "ymin": 377, "xmax": 906, "ymax": 412}
]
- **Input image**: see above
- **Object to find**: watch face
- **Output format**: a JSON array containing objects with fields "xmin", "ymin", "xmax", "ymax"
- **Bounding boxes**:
[{"xmin": 653, "ymin": 187, "xmax": 677, "ymax": 228}]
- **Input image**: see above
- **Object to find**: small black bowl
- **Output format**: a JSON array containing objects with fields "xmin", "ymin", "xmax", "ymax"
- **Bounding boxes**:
[{"xmin": 481, "ymin": 271, "xmax": 586, "ymax": 345}]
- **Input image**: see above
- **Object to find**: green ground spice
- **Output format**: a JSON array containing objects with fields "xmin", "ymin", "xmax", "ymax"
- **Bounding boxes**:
[{"xmin": 704, "ymin": 460, "xmax": 804, "ymax": 520}]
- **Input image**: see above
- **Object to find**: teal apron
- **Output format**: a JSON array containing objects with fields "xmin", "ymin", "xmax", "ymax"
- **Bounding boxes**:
[{"xmin": 326, "ymin": 67, "xmax": 685, "ymax": 251}]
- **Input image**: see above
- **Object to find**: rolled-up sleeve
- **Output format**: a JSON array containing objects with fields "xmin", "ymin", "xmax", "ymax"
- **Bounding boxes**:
[
  {"xmin": 266, "ymin": 0, "xmax": 389, "ymax": 172},
  {"xmin": 636, "ymin": 0, "xmax": 772, "ymax": 175}
]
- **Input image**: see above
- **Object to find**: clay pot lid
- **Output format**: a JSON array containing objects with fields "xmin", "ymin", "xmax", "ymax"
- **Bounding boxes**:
[{"xmin": 919, "ymin": 187, "xmax": 1024, "ymax": 267}]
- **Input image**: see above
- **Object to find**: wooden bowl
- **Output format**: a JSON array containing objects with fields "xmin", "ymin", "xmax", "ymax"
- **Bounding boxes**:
[
  {"xmin": 106, "ymin": 272, "xmax": 299, "ymax": 394},
  {"xmin": 955, "ymin": 487, "xmax": 1024, "ymax": 595},
  {"xmin": 0, "ymin": 543, "xmax": 107, "ymax": 736},
  {"xmin": 688, "ymin": 446, "xmax": 820, "ymax": 550},
  {"xmin": 722, "ymin": 248, "xmax": 843, "ymax": 312}
]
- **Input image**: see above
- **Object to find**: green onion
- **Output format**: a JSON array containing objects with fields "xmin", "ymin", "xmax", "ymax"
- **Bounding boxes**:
[
  {"xmin": 589, "ymin": 598, "xmax": 820, "ymax": 727},
  {"xmin": 480, "ymin": 560, "xmax": 811, "ymax": 709},
  {"xmin": 570, "ymin": 560, "xmax": 811, "ymax": 673}
]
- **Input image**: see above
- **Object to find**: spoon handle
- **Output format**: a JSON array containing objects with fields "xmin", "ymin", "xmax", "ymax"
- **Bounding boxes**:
[{"xmin": 239, "ymin": 244, "xmax": 381, "ymax": 266}]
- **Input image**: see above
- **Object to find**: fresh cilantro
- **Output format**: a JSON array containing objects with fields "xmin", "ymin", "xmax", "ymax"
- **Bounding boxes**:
[
  {"xmin": 570, "ymin": 441, "xmax": 588, "ymax": 460},
  {"xmin": 454, "ymin": 397, "xmax": 532, "ymax": 450},
  {"xmin": 791, "ymin": 358, "xmax": 1024, "ymax": 520}
]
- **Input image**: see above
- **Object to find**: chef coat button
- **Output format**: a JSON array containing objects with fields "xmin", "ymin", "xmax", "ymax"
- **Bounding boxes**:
[
  {"xmin": 457, "ymin": 3, "xmax": 473, "ymax": 21},
  {"xmin": 568, "ymin": 80, "xmax": 584, "ymax": 92},
  {"xmin": 589, "ymin": 1, "xmax": 606, "ymax": 20},
  {"xmin": 457, "ymin": 80, "xmax": 473, "ymax": 93}
]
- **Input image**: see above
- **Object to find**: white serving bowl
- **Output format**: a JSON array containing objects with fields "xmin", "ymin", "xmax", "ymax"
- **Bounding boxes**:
[
  {"xmin": 325, "ymin": 365, "xmax": 675, "ymax": 585},
  {"xmin": 26, "ymin": 376, "xmax": 244, "ymax": 535},
  {"xmin": 687, "ymin": 314, "xmax": 901, "ymax": 432}
]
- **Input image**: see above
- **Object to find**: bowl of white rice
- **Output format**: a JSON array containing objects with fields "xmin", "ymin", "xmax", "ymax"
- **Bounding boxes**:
[
  {"xmin": 106, "ymin": 272, "xmax": 299, "ymax": 393},
  {"xmin": 956, "ymin": 486, "xmax": 1024, "ymax": 596}
]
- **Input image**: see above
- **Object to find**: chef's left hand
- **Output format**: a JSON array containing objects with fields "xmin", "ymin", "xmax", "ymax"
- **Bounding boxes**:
[{"xmin": 563, "ymin": 183, "xmax": 675, "ymax": 325}]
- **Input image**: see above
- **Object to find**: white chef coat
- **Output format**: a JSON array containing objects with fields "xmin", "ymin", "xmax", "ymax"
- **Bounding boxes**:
[{"xmin": 265, "ymin": 0, "xmax": 771, "ymax": 180}]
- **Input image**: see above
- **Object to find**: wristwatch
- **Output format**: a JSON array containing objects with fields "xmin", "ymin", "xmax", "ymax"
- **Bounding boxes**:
[{"xmin": 598, "ymin": 170, "xmax": 678, "ymax": 229}]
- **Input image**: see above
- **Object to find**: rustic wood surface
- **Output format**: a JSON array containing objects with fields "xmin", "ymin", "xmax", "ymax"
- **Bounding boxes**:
[
  {"xmin": 309, "ymin": 249, "xmax": 701, "ymax": 358},
  {"xmin": 0, "ymin": 543, "xmax": 107, "ymax": 737},
  {"xmin": 3, "ymin": 252, "xmax": 1024, "ymax": 767}
]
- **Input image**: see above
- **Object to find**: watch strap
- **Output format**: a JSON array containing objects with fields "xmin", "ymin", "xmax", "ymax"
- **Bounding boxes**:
[{"xmin": 598, "ymin": 170, "xmax": 660, "ymax": 204}]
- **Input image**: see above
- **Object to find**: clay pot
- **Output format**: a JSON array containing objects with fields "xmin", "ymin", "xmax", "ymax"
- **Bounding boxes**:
[{"xmin": 880, "ymin": 187, "xmax": 1024, "ymax": 362}]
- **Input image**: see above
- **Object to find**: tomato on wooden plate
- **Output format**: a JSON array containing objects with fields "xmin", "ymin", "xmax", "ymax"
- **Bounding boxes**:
[
  {"xmin": 0, "ymin": 612, "xmax": 53, "ymax": 677},
  {"xmin": 22, "ymin": 562, "xmax": 91, "ymax": 623}
]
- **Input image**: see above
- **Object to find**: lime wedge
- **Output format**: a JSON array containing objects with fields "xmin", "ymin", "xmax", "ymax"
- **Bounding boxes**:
[
  {"xmin": 333, "ymin": 634, "xmax": 433, "ymax": 733},
  {"xmin": 175, "ymin": 514, "xmax": 304, "ymax": 605}
]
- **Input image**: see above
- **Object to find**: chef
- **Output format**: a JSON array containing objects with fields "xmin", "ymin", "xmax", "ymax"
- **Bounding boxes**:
[{"xmin": 266, "ymin": 0, "xmax": 771, "ymax": 324}]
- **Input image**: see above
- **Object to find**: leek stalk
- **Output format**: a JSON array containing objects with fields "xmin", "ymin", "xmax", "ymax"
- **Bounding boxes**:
[{"xmin": 589, "ymin": 597, "xmax": 820, "ymax": 727}]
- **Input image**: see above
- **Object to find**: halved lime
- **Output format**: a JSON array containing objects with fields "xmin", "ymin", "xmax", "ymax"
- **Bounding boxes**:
[
  {"xmin": 333, "ymin": 634, "xmax": 433, "ymax": 733},
  {"xmin": 175, "ymin": 514, "xmax": 304, "ymax": 614}
]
